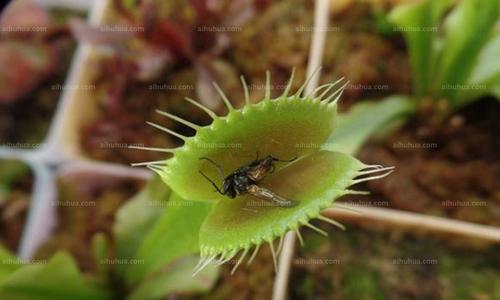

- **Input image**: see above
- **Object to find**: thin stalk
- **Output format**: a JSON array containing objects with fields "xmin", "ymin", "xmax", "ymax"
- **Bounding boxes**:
[{"xmin": 325, "ymin": 204, "xmax": 500, "ymax": 242}]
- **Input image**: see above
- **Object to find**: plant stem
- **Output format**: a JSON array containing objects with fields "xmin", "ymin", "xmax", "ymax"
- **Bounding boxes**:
[{"xmin": 324, "ymin": 204, "xmax": 500, "ymax": 242}]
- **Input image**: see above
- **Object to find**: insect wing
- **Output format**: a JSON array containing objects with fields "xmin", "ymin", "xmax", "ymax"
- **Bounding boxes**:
[
  {"xmin": 247, "ymin": 185, "xmax": 299, "ymax": 208},
  {"xmin": 247, "ymin": 165, "xmax": 269, "ymax": 182}
]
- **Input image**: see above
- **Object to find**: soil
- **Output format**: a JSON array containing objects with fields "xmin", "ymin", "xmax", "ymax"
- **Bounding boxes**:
[
  {"xmin": 182, "ymin": 219, "xmax": 500, "ymax": 300},
  {"xmin": 0, "ymin": 9, "xmax": 80, "ymax": 147},
  {"xmin": 322, "ymin": 2, "xmax": 411, "ymax": 109},
  {"xmin": 81, "ymin": 62, "xmax": 210, "ymax": 164},
  {"xmin": 289, "ymin": 221, "xmax": 500, "ymax": 300},
  {"xmin": 0, "ymin": 44, "xmax": 74, "ymax": 147},
  {"xmin": 341, "ymin": 98, "xmax": 500, "ymax": 227},
  {"xmin": 183, "ymin": 245, "xmax": 276, "ymax": 300},
  {"xmin": 34, "ymin": 173, "xmax": 144, "ymax": 273},
  {"xmin": 81, "ymin": 0, "xmax": 313, "ymax": 164},
  {"xmin": 0, "ymin": 160, "xmax": 33, "ymax": 252},
  {"xmin": 81, "ymin": 1, "xmax": 409, "ymax": 164}
]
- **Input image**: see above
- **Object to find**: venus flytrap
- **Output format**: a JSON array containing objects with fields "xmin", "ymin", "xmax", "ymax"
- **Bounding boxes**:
[{"xmin": 130, "ymin": 69, "xmax": 394, "ymax": 275}]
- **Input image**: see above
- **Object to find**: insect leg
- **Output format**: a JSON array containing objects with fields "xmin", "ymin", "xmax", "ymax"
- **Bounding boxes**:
[
  {"xmin": 199, "ymin": 157, "xmax": 225, "ymax": 180},
  {"xmin": 271, "ymin": 155, "xmax": 298, "ymax": 163},
  {"xmin": 199, "ymin": 171, "xmax": 224, "ymax": 195}
]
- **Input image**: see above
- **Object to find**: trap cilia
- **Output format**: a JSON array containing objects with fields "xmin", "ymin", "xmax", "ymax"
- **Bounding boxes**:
[{"xmin": 130, "ymin": 68, "xmax": 394, "ymax": 275}]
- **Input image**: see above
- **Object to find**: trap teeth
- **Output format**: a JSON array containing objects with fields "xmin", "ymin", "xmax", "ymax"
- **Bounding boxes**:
[{"xmin": 196, "ymin": 151, "xmax": 393, "ymax": 274}]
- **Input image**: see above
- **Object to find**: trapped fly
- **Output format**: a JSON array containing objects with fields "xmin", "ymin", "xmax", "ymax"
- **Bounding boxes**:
[{"xmin": 199, "ymin": 154, "xmax": 299, "ymax": 208}]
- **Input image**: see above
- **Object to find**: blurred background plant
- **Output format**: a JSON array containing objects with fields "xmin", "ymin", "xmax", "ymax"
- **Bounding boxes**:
[
  {"xmin": 0, "ymin": 0, "xmax": 80, "ymax": 145},
  {"xmin": 326, "ymin": 0, "xmax": 499, "ymax": 229},
  {"xmin": 0, "ymin": 0, "xmax": 498, "ymax": 299}
]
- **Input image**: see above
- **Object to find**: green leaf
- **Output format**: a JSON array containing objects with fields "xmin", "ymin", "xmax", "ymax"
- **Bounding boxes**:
[
  {"xmin": 438, "ymin": 0, "xmax": 498, "ymax": 102},
  {"xmin": 114, "ymin": 177, "xmax": 217, "ymax": 293},
  {"xmin": 388, "ymin": 0, "xmax": 451, "ymax": 98},
  {"xmin": 373, "ymin": 9, "xmax": 394, "ymax": 36},
  {"xmin": 324, "ymin": 96, "xmax": 415, "ymax": 155},
  {"xmin": 125, "ymin": 193, "xmax": 213, "ymax": 284},
  {"xmin": 160, "ymin": 96, "xmax": 337, "ymax": 202},
  {"xmin": 0, "ymin": 160, "xmax": 30, "ymax": 187},
  {"xmin": 0, "ymin": 245, "xmax": 20, "ymax": 283},
  {"xmin": 91, "ymin": 233, "xmax": 109, "ymax": 277},
  {"xmin": 459, "ymin": 27, "xmax": 500, "ymax": 103},
  {"xmin": 127, "ymin": 256, "xmax": 218, "ymax": 300},
  {"xmin": 200, "ymin": 151, "xmax": 366, "ymax": 257},
  {"xmin": 0, "ymin": 253, "xmax": 111, "ymax": 300},
  {"xmin": 113, "ymin": 176, "xmax": 171, "ymax": 265}
]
